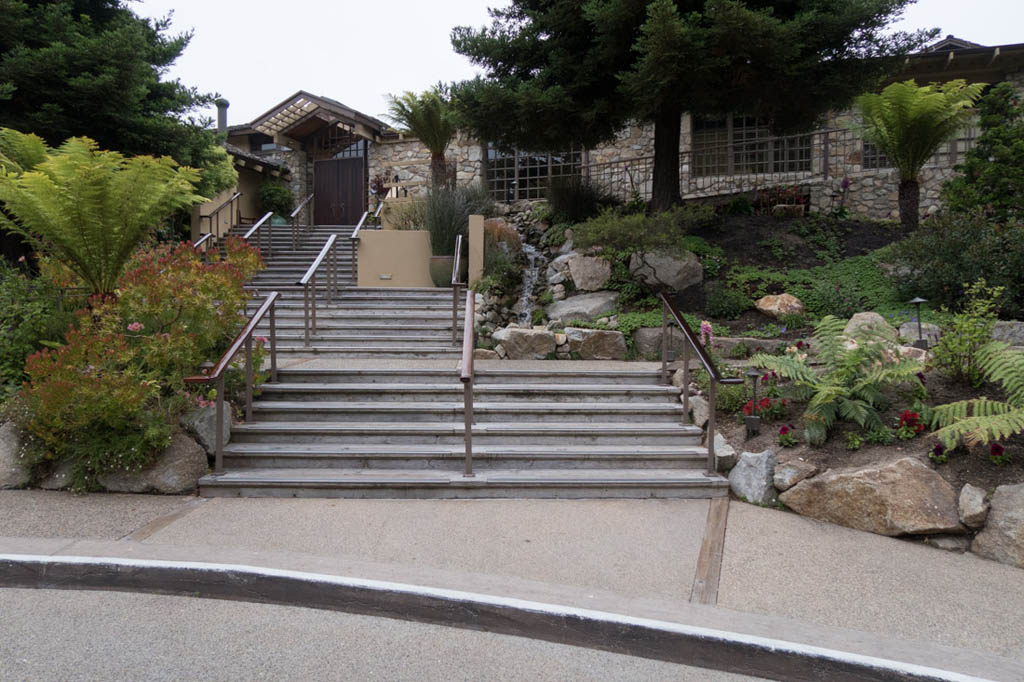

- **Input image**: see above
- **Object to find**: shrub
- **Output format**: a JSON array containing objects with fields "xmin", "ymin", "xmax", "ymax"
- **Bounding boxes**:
[
  {"xmin": 574, "ymin": 204, "xmax": 718, "ymax": 257},
  {"xmin": 724, "ymin": 195, "xmax": 754, "ymax": 216},
  {"xmin": 475, "ymin": 218, "xmax": 523, "ymax": 295},
  {"xmin": 754, "ymin": 185, "xmax": 807, "ymax": 213},
  {"xmin": 257, "ymin": 181, "xmax": 294, "ymax": 217},
  {"xmin": 547, "ymin": 176, "xmax": 618, "ymax": 223},
  {"xmin": 753, "ymin": 316, "xmax": 924, "ymax": 445},
  {"xmin": 931, "ymin": 279, "xmax": 1002, "ymax": 387},
  {"xmin": 705, "ymin": 284, "xmax": 751, "ymax": 320},
  {"xmin": 679, "ymin": 235, "xmax": 725, "ymax": 277},
  {"xmin": 397, "ymin": 185, "xmax": 496, "ymax": 256},
  {"xmin": 888, "ymin": 211, "xmax": 1024, "ymax": 318},
  {"xmin": 540, "ymin": 222, "xmax": 571, "ymax": 249}
]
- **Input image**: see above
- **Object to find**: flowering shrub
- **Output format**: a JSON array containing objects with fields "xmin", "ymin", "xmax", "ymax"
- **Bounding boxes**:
[
  {"xmin": 990, "ymin": 443, "xmax": 1012, "ymax": 466},
  {"xmin": 895, "ymin": 410, "xmax": 925, "ymax": 440},
  {"xmin": 929, "ymin": 442, "xmax": 948, "ymax": 464},
  {"xmin": 743, "ymin": 396, "xmax": 787, "ymax": 421},
  {"xmin": 777, "ymin": 425, "xmax": 799, "ymax": 448}
]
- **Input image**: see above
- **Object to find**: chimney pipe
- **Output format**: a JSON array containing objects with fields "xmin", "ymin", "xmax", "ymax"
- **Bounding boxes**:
[{"xmin": 215, "ymin": 98, "xmax": 229, "ymax": 135}]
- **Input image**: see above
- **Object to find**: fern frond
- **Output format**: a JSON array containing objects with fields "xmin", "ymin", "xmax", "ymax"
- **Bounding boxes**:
[
  {"xmin": 977, "ymin": 342, "xmax": 1024, "ymax": 407},
  {"xmin": 929, "ymin": 398, "xmax": 1014, "ymax": 428},
  {"xmin": 751, "ymin": 353, "xmax": 816, "ymax": 385},
  {"xmin": 932, "ymin": 408, "xmax": 1024, "ymax": 447},
  {"xmin": 812, "ymin": 315, "xmax": 848, "ymax": 368},
  {"xmin": 838, "ymin": 398, "xmax": 882, "ymax": 430}
]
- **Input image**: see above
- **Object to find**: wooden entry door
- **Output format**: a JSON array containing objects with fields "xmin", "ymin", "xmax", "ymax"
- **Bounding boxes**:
[{"xmin": 313, "ymin": 158, "xmax": 364, "ymax": 225}]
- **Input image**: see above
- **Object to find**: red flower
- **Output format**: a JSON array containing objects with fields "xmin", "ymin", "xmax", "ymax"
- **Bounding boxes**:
[
  {"xmin": 779, "ymin": 425, "xmax": 790, "ymax": 435},
  {"xmin": 991, "ymin": 443, "xmax": 1005, "ymax": 457}
]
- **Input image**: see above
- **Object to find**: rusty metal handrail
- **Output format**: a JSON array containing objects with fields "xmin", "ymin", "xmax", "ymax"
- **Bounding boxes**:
[
  {"xmin": 460, "ymin": 288, "xmax": 475, "ymax": 477},
  {"xmin": 297, "ymin": 234, "xmax": 339, "ymax": 347},
  {"xmin": 658, "ymin": 292, "xmax": 743, "ymax": 474},
  {"xmin": 184, "ymin": 291, "xmax": 280, "ymax": 473},
  {"xmin": 348, "ymin": 211, "xmax": 370, "ymax": 281},
  {"xmin": 290, "ymin": 193, "xmax": 314, "ymax": 249},
  {"xmin": 243, "ymin": 211, "xmax": 275, "ymax": 259}
]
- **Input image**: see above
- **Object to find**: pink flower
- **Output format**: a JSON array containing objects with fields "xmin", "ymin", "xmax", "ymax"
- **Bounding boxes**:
[
  {"xmin": 127, "ymin": 322, "xmax": 144, "ymax": 332},
  {"xmin": 254, "ymin": 335, "xmax": 269, "ymax": 345},
  {"xmin": 699, "ymin": 320, "xmax": 714, "ymax": 347}
]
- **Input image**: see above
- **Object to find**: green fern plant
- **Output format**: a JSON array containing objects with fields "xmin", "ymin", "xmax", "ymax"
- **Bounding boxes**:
[
  {"xmin": 752, "ymin": 315, "xmax": 924, "ymax": 446},
  {"xmin": 929, "ymin": 342, "xmax": 1024, "ymax": 448},
  {"xmin": 0, "ymin": 137, "xmax": 201, "ymax": 296},
  {"xmin": 0, "ymin": 128, "xmax": 48, "ymax": 174},
  {"xmin": 856, "ymin": 79, "xmax": 985, "ymax": 231},
  {"xmin": 386, "ymin": 87, "xmax": 456, "ymax": 189}
]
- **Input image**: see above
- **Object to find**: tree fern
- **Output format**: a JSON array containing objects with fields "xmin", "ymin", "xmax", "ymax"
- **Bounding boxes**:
[
  {"xmin": 0, "ymin": 128, "xmax": 48, "ymax": 174},
  {"xmin": 386, "ymin": 89, "xmax": 456, "ymax": 189},
  {"xmin": 753, "ymin": 315, "xmax": 923, "ymax": 445},
  {"xmin": 930, "ymin": 342, "xmax": 1024, "ymax": 446},
  {"xmin": 0, "ymin": 137, "xmax": 201, "ymax": 296}
]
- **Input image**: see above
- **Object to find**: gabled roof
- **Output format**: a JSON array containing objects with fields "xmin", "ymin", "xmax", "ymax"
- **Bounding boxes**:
[
  {"xmin": 224, "ymin": 142, "xmax": 289, "ymax": 176},
  {"xmin": 249, "ymin": 91, "xmax": 388, "ymax": 141},
  {"xmin": 927, "ymin": 35, "xmax": 985, "ymax": 52}
]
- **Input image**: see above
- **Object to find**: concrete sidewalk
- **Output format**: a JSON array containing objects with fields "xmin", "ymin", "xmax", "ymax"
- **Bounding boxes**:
[{"xmin": 1, "ymin": 490, "xmax": 1022, "ymax": 679}]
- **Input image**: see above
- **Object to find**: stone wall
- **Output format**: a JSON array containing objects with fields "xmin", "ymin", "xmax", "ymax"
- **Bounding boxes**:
[
  {"xmin": 367, "ymin": 132, "xmax": 484, "ymax": 203},
  {"xmin": 810, "ymin": 166, "xmax": 957, "ymax": 221}
]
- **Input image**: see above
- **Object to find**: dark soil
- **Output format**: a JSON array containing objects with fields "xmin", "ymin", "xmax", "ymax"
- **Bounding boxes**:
[{"xmin": 717, "ymin": 368, "xmax": 1024, "ymax": 493}]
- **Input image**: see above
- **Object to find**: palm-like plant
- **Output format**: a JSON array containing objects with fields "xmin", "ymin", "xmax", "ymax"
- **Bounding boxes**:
[
  {"xmin": 752, "ymin": 316, "xmax": 924, "ymax": 446},
  {"xmin": 856, "ymin": 79, "xmax": 984, "ymax": 231},
  {"xmin": 0, "ymin": 137, "xmax": 201, "ymax": 296},
  {"xmin": 0, "ymin": 128, "xmax": 48, "ymax": 174},
  {"xmin": 386, "ymin": 89, "xmax": 456, "ymax": 189},
  {"xmin": 929, "ymin": 342, "xmax": 1024, "ymax": 447}
]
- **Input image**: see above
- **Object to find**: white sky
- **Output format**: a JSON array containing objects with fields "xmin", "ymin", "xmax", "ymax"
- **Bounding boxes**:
[{"xmin": 132, "ymin": 0, "xmax": 1024, "ymax": 128}]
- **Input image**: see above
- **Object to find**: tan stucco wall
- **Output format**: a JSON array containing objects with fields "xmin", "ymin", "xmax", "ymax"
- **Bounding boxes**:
[
  {"xmin": 357, "ymin": 230, "xmax": 434, "ymax": 287},
  {"xmin": 468, "ymin": 214, "xmax": 484, "ymax": 285},
  {"xmin": 379, "ymin": 196, "xmax": 423, "ymax": 230}
]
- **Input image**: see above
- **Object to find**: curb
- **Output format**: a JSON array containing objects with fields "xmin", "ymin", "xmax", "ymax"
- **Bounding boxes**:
[{"xmin": 0, "ymin": 553, "xmax": 1002, "ymax": 682}]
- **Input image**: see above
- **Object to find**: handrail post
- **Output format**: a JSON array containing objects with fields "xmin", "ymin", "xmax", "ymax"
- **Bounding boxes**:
[
  {"xmin": 660, "ymin": 299, "xmax": 669, "ymax": 384},
  {"xmin": 311, "ymin": 272, "xmax": 317, "ymax": 335},
  {"xmin": 350, "ymin": 240, "xmax": 357, "ymax": 282},
  {"xmin": 269, "ymin": 303, "xmax": 278, "ymax": 383},
  {"xmin": 303, "ymin": 284, "xmax": 311, "ymax": 347},
  {"xmin": 707, "ymin": 380, "xmax": 717, "ymax": 475},
  {"xmin": 244, "ymin": 335, "xmax": 254, "ymax": 422},
  {"xmin": 682, "ymin": 342, "xmax": 691, "ymax": 424},
  {"xmin": 214, "ymin": 374, "xmax": 225, "ymax": 474},
  {"xmin": 463, "ymin": 380, "xmax": 474, "ymax": 477},
  {"xmin": 452, "ymin": 284, "xmax": 460, "ymax": 345}
]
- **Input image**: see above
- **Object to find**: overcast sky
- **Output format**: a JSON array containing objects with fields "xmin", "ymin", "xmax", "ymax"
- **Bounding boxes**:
[{"xmin": 133, "ymin": 0, "xmax": 1024, "ymax": 128}]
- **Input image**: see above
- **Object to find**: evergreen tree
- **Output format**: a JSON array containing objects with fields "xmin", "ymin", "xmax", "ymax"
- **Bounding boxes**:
[{"xmin": 452, "ymin": 0, "xmax": 933, "ymax": 211}]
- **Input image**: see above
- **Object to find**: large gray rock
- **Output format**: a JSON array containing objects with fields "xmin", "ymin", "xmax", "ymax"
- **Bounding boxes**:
[
  {"xmin": 729, "ymin": 449, "xmax": 777, "ymax": 506},
  {"xmin": 0, "ymin": 422, "xmax": 29, "ymax": 489},
  {"xmin": 545, "ymin": 254, "xmax": 572, "ymax": 281},
  {"xmin": 773, "ymin": 460, "xmax": 818, "ymax": 492},
  {"xmin": 712, "ymin": 432, "xmax": 738, "ymax": 471},
  {"xmin": 546, "ymin": 291, "xmax": 618, "ymax": 322},
  {"xmin": 564, "ymin": 328, "xmax": 627, "ymax": 360},
  {"xmin": 180, "ymin": 405, "xmax": 231, "ymax": 456},
  {"xmin": 713, "ymin": 336, "xmax": 788, "ymax": 356},
  {"xmin": 491, "ymin": 327, "xmax": 557, "ymax": 359},
  {"xmin": 898, "ymin": 321, "xmax": 941, "ymax": 345},
  {"xmin": 959, "ymin": 483, "xmax": 989, "ymax": 529},
  {"xmin": 686, "ymin": 395, "xmax": 710, "ymax": 429},
  {"xmin": 844, "ymin": 312, "xmax": 898, "ymax": 342},
  {"xmin": 779, "ymin": 457, "xmax": 962, "ymax": 536},
  {"xmin": 971, "ymin": 483, "xmax": 1024, "ymax": 568},
  {"xmin": 633, "ymin": 327, "xmax": 687, "ymax": 357},
  {"xmin": 567, "ymin": 254, "xmax": 611, "ymax": 291},
  {"xmin": 992, "ymin": 321, "xmax": 1024, "ymax": 346},
  {"xmin": 473, "ymin": 348, "xmax": 500, "ymax": 361},
  {"xmin": 38, "ymin": 461, "xmax": 75, "ymax": 490},
  {"xmin": 629, "ymin": 251, "xmax": 702, "ymax": 292},
  {"xmin": 98, "ymin": 432, "xmax": 208, "ymax": 494},
  {"xmin": 923, "ymin": 535, "xmax": 972, "ymax": 553}
]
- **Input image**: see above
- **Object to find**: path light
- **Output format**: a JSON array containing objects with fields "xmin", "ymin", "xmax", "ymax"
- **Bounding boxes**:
[
  {"xmin": 909, "ymin": 297, "xmax": 928, "ymax": 350},
  {"xmin": 745, "ymin": 368, "xmax": 762, "ymax": 439},
  {"xmin": 199, "ymin": 360, "xmax": 214, "ymax": 376}
]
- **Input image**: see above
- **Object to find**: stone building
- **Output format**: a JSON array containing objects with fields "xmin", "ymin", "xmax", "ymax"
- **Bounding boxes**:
[{"xmin": 216, "ymin": 36, "xmax": 1023, "ymax": 225}]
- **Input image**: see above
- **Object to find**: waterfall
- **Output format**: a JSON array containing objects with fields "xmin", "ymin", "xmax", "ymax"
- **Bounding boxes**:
[{"xmin": 517, "ymin": 243, "xmax": 544, "ymax": 325}]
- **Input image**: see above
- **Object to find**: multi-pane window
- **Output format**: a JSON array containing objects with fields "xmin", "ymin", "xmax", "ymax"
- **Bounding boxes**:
[
  {"xmin": 862, "ymin": 141, "xmax": 892, "ymax": 169},
  {"xmin": 486, "ymin": 146, "xmax": 582, "ymax": 201},
  {"xmin": 692, "ymin": 116, "xmax": 811, "ymax": 176}
]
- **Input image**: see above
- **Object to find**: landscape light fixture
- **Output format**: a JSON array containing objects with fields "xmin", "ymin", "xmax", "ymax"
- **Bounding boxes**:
[
  {"xmin": 745, "ymin": 368, "xmax": 762, "ymax": 439},
  {"xmin": 909, "ymin": 296, "xmax": 928, "ymax": 350}
]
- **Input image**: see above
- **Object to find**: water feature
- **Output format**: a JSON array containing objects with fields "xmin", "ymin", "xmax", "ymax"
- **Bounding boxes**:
[{"xmin": 516, "ymin": 243, "xmax": 545, "ymax": 325}]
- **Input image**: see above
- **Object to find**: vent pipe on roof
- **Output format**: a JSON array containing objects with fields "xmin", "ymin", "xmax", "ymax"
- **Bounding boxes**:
[{"xmin": 215, "ymin": 98, "xmax": 230, "ymax": 135}]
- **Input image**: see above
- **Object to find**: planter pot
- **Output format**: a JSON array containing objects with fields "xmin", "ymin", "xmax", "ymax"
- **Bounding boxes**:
[{"xmin": 429, "ymin": 256, "xmax": 455, "ymax": 287}]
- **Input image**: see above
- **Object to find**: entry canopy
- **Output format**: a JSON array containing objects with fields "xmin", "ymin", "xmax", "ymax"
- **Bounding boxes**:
[{"xmin": 251, "ymin": 91, "xmax": 388, "ymax": 142}]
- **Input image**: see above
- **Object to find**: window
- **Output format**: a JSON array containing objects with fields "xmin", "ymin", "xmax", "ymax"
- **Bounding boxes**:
[
  {"xmin": 486, "ymin": 146, "xmax": 582, "ymax": 200},
  {"xmin": 692, "ymin": 116, "xmax": 811, "ymax": 176},
  {"xmin": 862, "ymin": 141, "xmax": 891, "ymax": 169}
]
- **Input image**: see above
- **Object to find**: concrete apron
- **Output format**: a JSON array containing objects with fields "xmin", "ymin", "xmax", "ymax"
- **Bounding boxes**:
[{"xmin": 0, "ymin": 542, "xmax": 1016, "ymax": 682}]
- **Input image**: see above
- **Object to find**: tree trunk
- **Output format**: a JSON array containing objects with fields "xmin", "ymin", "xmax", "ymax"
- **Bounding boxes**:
[
  {"xmin": 650, "ymin": 105, "xmax": 683, "ymax": 213},
  {"xmin": 430, "ymin": 153, "xmax": 447, "ymax": 190},
  {"xmin": 898, "ymin": 178, "xmax": 920, "ymax": 232}
]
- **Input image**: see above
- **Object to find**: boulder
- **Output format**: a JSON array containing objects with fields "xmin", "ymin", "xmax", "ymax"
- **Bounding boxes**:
[
  {"xmin": 729, "ymin": 449, "xmax": 777, "ymax": 505},
  {"xmin": 959, "ymin": 483, "xmax": 989, "ymax": 529},
  {"xmin": 844, "ymin": 312, "xmax": 898, "ymax": 342},
  {"xmin": 633, "ymin": 327, "xmax": 687, "ymax": 357},
  {"xmin": 711, "ymin": 336, "xmax": 788, "ymax": 357},
  {"xmin": 686, "ymin": 395, "xmax": 710, "ymax": 429},
  {"xmin": 971, "ymin": 483, "xmax": 1024, "ymax": 568},
  {"xmin": 755, "ymin": 294, "xmax": 805, "ymax": 319},
  {"xmin": 564, "ymin": 328, "xmax": 627, "ymax": 360},
  {"xmin": 773, "ymin": 460, "xmax": 818, "ymax": 492},
  {"xmin": 473, "ymin": 348, "xmax": 500, "ymax": 361},
  {"xmin": 546, "ymin": 291, "xmax": 618, "ymax": 322},
  {"xmin": 712, "ymin": 432, "xmax": 738, "ymax": 471},
  {"xmin": 923, "ymin": 535, "xmax": 972, "ymax": 553},
  {"xmin": 39, "ymin": 461, "xmax": 74, "ymax": 490},
  {"xmin": 629, "ymin": 251, "xmax": 702, "ymax": 292},
  {"xmin": 898, "ymin": 321, "xmax": 941, "ymax": 345},
  {"xmin": 98, "ymin": 432, "xmax": 208, "ymax": 494},
  {"xmin": 992, "ymin": 321, "xmax": 1024, "ymax": 347},
  {"xmin": 545, "ymin": 254, "xmax": 572, "ymax": 281},
  {"xmin": 567, "ymin": 254, "xmax": 611, "ymax": 291},
  {"xmin": 0, "ymin": 422, "xmax": 29, "ymax": 489},
  {"xmin": 779, "ymin": 458, "xmax": 962, "ymax": 536},
  {"xmin": 671, "ymin": 369, "xmax": 688, "ymax": 389},
  {"xmin": 491, "ymin": 327, "xmax": 556, "ymax": 360},
  {"xmin": 180, "ymin": 405, "xmax": 231, "ymax": 456}
]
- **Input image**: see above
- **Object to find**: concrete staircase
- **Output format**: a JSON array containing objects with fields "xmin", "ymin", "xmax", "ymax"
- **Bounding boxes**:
[{"xmin": 198, "ymin": 223, "xmax": 727, "ymax": 498}]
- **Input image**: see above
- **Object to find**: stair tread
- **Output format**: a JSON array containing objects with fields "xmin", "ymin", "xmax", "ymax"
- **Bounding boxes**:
[
  {"xmin": 252, "ymin": 400, "xmax": 684, "ymax": 413},
  {"xmin": 232, "ymin": 421, "xmax": 701, "ymax": 433},
  {"xmin": 260, "ymin": 382, "xmax": 678, "ymax": 393},
  {"xmin": 223, "ymin": 443, "xmax": 705, "ymax": 455}
]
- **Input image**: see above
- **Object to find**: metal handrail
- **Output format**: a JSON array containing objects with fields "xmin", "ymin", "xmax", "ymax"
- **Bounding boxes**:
[
  {"xmin": 451, "ymin": 234, "xmax": 464, "ymax": 344},
  {"xmin": 243, "ymin": 211, "xmax": 275, "ymax": 259},
  {"xmin": 192, "ymin": 233, "xmax": 215, "ymax": 259},
  {"xmin": 297, "ymin": 234, "xmax": 339, "ymax": 346},
  {"xmin": 290, "ymin": 193, "xmax": 314, "ymax": 249},
  {"xmin": 658, "ymin": 291, "xmax": 743, "ymax": 475},
  {"xmin": 348, "ymin": 211, "xmax": 370, "ymax": 281},
  {"xmin": 184, "ymin": 291, "xmax": 280, "ymax": 473},
  {"xmin": 460, "ymin": 288, "xmax": 475, "ymax": 477},
  {"xmin": 199, "ymin": 191, "xmax": 242, "ymax": 241}
]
